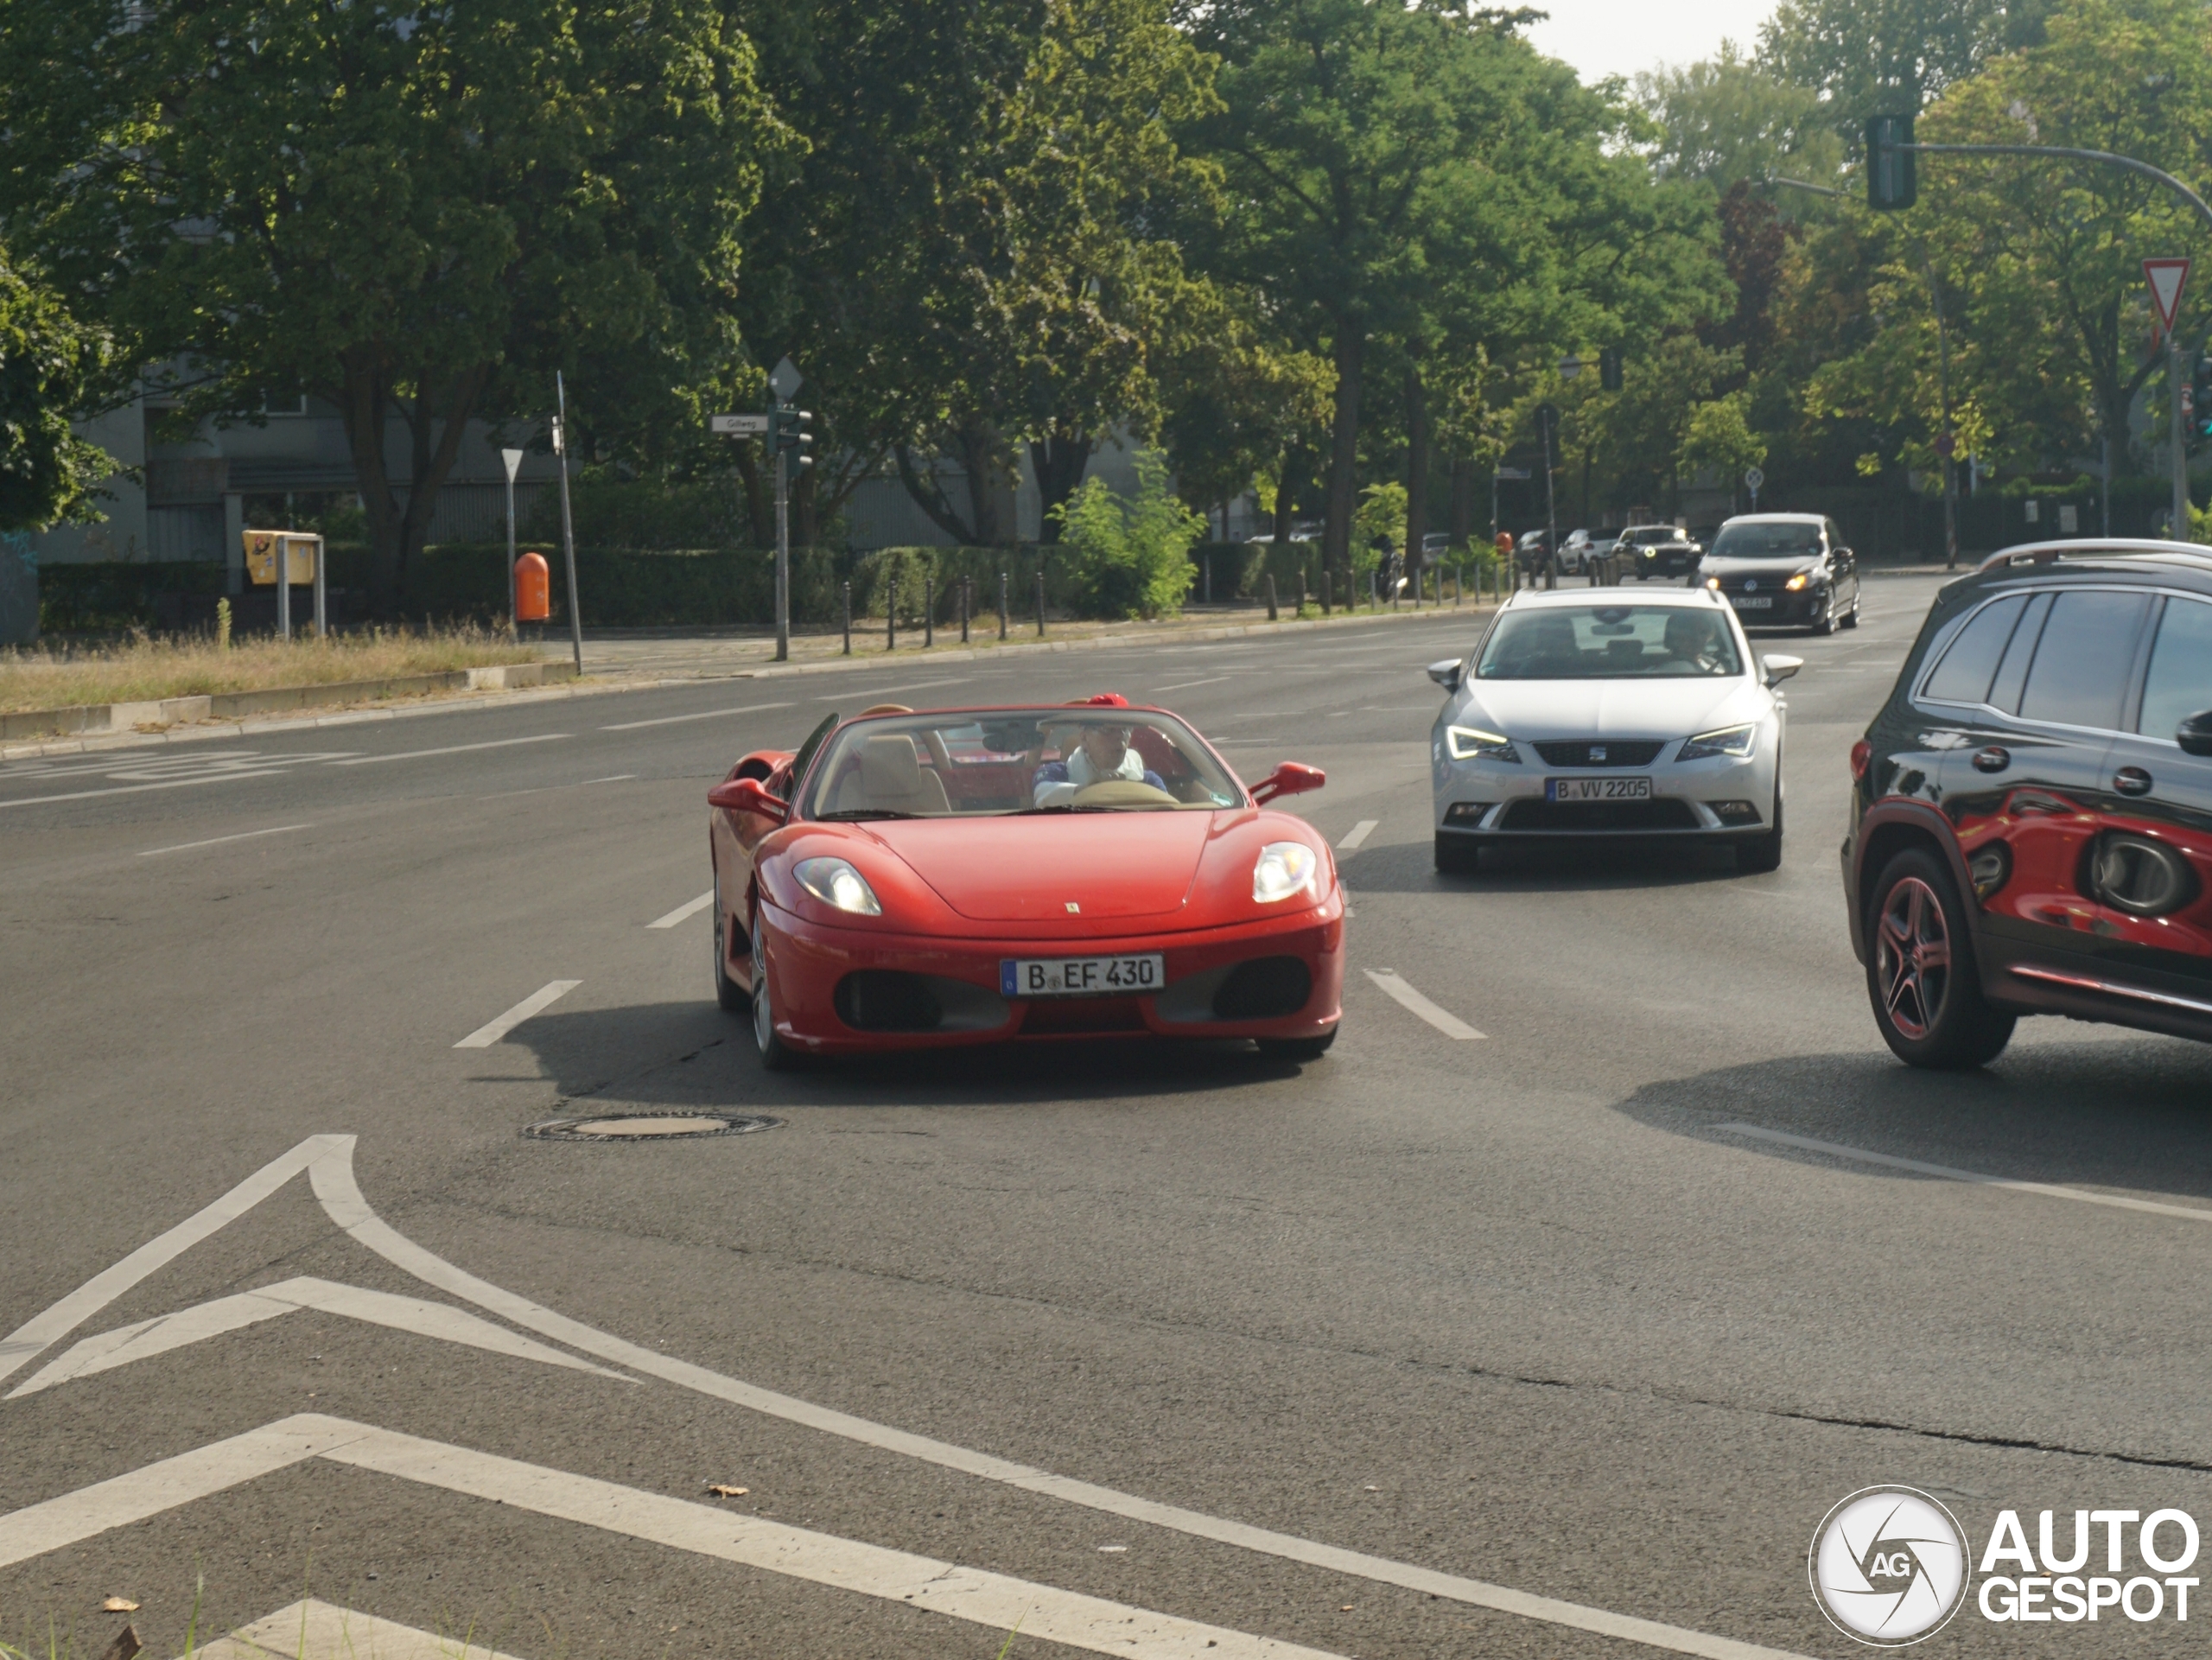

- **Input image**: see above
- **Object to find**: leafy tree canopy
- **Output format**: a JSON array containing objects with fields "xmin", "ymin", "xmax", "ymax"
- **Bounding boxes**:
[{"xmin": 0, "ymin": 249, "xmax": 114, "ymax": 534}]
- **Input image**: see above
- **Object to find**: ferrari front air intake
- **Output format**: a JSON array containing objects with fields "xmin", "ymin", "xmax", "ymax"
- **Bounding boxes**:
[{"xmin": 1212, "ymin": 956, "xmax": 1312, "ymax": 1021}]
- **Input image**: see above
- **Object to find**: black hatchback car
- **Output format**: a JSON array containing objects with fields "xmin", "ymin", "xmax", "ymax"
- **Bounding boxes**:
[
  {"xmin": 1699, "ymin": 513, "xmax": 1862, "ymax": 633},
  {"xmin": 1843, "ymin": 542, "xmax": 2212, "ymax": 1067}
]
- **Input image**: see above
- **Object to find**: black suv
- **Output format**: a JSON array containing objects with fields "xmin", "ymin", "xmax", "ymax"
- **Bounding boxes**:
[
  {"xmin": 1615, "ymin": 524, "xmax": 1700, "ymax": 579},
  {"xmin": 1844, "ymin": 542, "xmax": 2212, "ymax": 1067}
]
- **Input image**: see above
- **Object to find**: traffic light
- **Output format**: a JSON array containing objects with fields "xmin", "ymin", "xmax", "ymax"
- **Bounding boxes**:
[
  {"xmin": 1866, "ymin": 115, "xmax": 1916, "ymax": 211},
  {"xmin": 2193, "ymin": 355, "xmax": 2212, "ymax": 443},
  {"xmin": 773, "ymin": 406, "xmax": 814, "ymax": 467},
  {"xmin": 1599, "ymin": 347, "xmax": 1623, "ymax": 392}
]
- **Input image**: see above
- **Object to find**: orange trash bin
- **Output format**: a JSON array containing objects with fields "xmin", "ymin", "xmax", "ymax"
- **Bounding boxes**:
[{"xmin": 514, "ymin": 551, "xmax": 551, "ymax": 623}]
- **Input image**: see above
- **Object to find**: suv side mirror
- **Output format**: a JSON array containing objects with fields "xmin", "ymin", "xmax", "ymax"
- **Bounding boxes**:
[
  {"xmin": 1426, "ymin": 658, "xmax": 1464, "ymax": 692},
  {"xmin": 707, "ymin": 775, "xmax": 789, "ymax": 823},
  {"xmin": 2178, "ymin": 710, "xmax": 2212, "ymax": 756},
  {"xmin": 1762, "ymin": 653, "xmax": 1804, "ymax": 686},
  {"xmin": 1252, "ymin": 761, "xmax": 1325, "ymax": 804}
]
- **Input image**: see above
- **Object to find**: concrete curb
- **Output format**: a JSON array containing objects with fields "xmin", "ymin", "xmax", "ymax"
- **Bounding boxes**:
[{"xmin": 1, "ymin": 603, "xmax": 1481, "ymax": 764}]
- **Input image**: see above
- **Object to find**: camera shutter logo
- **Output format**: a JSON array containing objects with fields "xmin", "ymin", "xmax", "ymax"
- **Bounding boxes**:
[{"xmin": 1809, "ymin": 1487, "xmax": 1969, "ymax": 1645}]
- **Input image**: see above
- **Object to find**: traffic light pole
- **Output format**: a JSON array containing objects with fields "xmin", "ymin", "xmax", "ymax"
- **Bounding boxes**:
[
  {"xmin": 2177, "ymin": 337, "xmax": 2192, "ymax": 541},
  {"xmin": 773, "ymin": 434, "xmax": 790, "ymax": 663}
]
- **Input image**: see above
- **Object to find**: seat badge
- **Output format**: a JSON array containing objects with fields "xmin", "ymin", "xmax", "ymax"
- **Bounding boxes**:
[
  {"xmin": 1590, "ymin": 745, "xmax": 1608, "ymax": 761},
  {"xmin": 1065, "ymin": 901, "xmax": 1081, "ymax": 913}
]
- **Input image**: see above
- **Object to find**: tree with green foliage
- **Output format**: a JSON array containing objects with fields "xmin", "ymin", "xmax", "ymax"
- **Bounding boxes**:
[
  {"xmin": 0, "ymin": 0, "xmax": 780, "ymax": 607},
  {"xmin": 1638, "ymin": 42, "xmax": 1845, "ymax": 191},
  {"xmin": 1758, "ymin": 0, "xmax": 2054, "ymax": 141},
  {"xmin": 0, "ymin": 250, "xmax": 113, "ymax": 534}
]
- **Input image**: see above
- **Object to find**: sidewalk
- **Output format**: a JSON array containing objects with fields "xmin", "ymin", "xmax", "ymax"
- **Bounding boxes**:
[{"xmin": 2, "ymin": 598, "xmax": 1487, "ymax": 764}]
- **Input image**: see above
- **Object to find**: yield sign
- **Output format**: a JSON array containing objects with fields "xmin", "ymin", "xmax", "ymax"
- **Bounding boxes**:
[{"xmin": 2146, "ymin": 258, "xmax": 2191, "ymax": 334}]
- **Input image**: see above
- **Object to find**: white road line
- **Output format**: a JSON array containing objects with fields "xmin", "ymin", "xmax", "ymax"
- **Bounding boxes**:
[
  {"xmin": 453, "ymin": 980, "xmax": 581, "ymax": 1048},
  {"xmin": 0, "ymin": 1416, "xmax": 1345, "ymax": 1660},
  {"xmin": 582, "ymin": 773, "xmax": 637, "ymax": 783},
  {"xmin": 646, "ymin": 889, "xmax": 715, "ymax": 929},
  {"xmin": 600, "ymin": 700, "xmax": 794, "ymax": 732},
  {"xmin": 2, "ymin": 1137, "xmax": 1814, "ymax": 1660},
  {"xmin": 201, "ymin": 1600, "xmax": 527, "ymax": 1660},
  {"xmin": 1363, "ymin": 970, "xmax": 1485, "ymax": 1040},
  {"xmin": 1153, "ymin": 676, "xmax": 1233, "ymax": 691},
  {"xmin": 1336, "ymin": 820, "xmax": 1378, "ymax": 851},
  {"xmin": 1717, "ymin": 1123, "xmax": 2212, "ymax": 1224},
  {"xmin": 814, "ymin": 676, "xmax": 974, "ymax": 703},
  {"xmin": 138, "ymin": 824, "xmax": 311, "ymax": 857},
  {"xmin": 0, "ymin": 770, "xmax": 320, "ymax": 811},
  {"xmin": 7, "ymin": 1275, "xmax": 628, "ymax": 1397},
  {"xmin": 332, "ymin": 734, "xmax": 570, "ymax": 766},
  {"xmin": 0, "ymin": 1135, "xmax": 347, "ymax": 1385}
]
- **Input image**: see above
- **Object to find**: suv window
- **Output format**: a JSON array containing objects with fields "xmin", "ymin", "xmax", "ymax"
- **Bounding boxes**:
[
  {"xmin": 2018, "ymin": 590, "xmax": 2152, "ymax": 730},
  {"xmin": 2139, "ymin": 595, "xmax": 2212, "ymax": 739},
  {"xmin": 1922, "ymin": 594, "xmax": 2027, "ymax": 705}
]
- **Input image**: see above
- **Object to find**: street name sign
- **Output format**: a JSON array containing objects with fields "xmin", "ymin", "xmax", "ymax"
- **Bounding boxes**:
[{"xmin": 711, "ymin": 414, "xmax": 770, "ymax": 436}]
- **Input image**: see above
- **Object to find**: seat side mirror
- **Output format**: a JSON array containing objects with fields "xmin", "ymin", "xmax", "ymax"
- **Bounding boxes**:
[
  {"xmin": 1426, "ymin": 658, "xmax": 1464, "ymax": 692},
  {"xmin": 2177, "ymin": 710, "xmax": 2212, "ymax": 756},
  {"xmin": 1252, "ymin": 761, "xmax": 1325, "ymax": 805},
  {"xmin": 1763, "ymin": 653, "xmax": 1804, "ymax": 687},
  {"xmin": 708, "ymin": 775, "xmax": 789, "ymax": 823}
]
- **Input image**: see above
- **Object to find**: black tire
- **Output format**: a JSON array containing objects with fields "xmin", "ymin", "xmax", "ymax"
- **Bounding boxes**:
[
  {"xmin": 1434, "ymin": 832, "xmax": 1484, "ymax": 875},
  {"xmin": 1812, "ymin": 604, "xmax": 1839, "ymax": 636},
  {"xmin": 713, "ymin": 899, "xmax": 748, "ymax": 1013},
  {"xmin": 1865, "ymin": 848, "xmax": 2017, "ymax": 1069},
  {"xmin": 1735, "ymin": 792, "xmax": 1783, "ymax": 872},
  {"xmin": 750, "ymin": 912, "xmax": 800, "ymax": 1072},
  {"xmin": 1257, "ymin": 1026, "xmax": 1338, "ymax": 1062}
]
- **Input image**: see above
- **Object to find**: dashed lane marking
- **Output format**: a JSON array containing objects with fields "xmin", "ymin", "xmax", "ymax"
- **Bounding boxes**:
[
  {"xmin": 1718, "ymin": 1123, "xmax": 2212, "ymax": 1224},
  {"xmin": 647, "ymin": 890, "xmax": 715, "ymax": 929},
  {"xmin": 454, "ymin": 980, "xmax": 582, "ymax": 1048},
  {"xmin": 1153, "ymin": 676, "xmax": 1233, "ymax": 691},
  {"xmin": 1336, "ymin": 820, "xmax": 1378, "ymax": 851},
  {"xmin": 331, "ymin": 734, "xmax": 570, "ymax": 766},
  {"xmin": 600, "ymin": 700, "xmax": 794, "ymax": 732},
  {"xmin": 1364, "ymin": 970, "xmax": 1485, "ymax": 1040},
  {"xmin": 139, "ymin": 824, "xmax": 311, "ymax": 856},
  {"xmin": 0, "ymin": 1418, "xmax": 1346, "ymax": 1660},
  {"xmin": 813, "ymin": 676, "xmax": 974, "ymax": 703}
]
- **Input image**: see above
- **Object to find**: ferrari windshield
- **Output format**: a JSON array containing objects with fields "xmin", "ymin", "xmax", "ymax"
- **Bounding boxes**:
[
  {"xmin": 1710, "ymin": 523, "xmax": 1821, "ymax": 558},
  {"xmin": 798, "ymin": 709, "xmax": 1243, "ymax": 818},
  {"xmin": 1476, "ymin": 604, "xmax": 1743, "ymax": 679}
]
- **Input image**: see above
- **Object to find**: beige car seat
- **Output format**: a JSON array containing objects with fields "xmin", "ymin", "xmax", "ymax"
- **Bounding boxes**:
[{"xmin": 835, "ymin": 734, "xmax": 950, "ymax": 816}]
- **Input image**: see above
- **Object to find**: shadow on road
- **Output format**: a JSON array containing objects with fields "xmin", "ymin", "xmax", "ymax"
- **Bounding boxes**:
[
  {"xmin": 493, "ymin": 997, "xmax": 1312, "ymax": 1116},
  {"xmin": 1347, "ymin": 836, "xmax": 1745, "ymax": 895},
  {"xmin": 1612, "ymin": 1040, "xmax": 2212, "ymax": 1203}
]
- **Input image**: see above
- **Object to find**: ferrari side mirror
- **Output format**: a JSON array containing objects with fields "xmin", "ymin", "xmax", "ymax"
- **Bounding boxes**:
[
  {"xmin": 708, "ymin": 776, "xmax": 789, "ymax": 823},
  {"xmin": 1426, "ymin": 658, "xmax": 1463, "ymax": 692},
  {"xmin": 1252, "ymin": 761, "xmax": 1325, "ymax": 805}
]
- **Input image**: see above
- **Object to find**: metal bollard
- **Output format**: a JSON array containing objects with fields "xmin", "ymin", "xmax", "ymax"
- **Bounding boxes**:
[
  {"xmin": 999, "ymin": 570, "xmax": 1008, "ymax": 640},
  {"xmin": 1266, "ymin": 572, "xmax": 1278, "ymax": 621},
  {"xmin": 842, "ymin": 580, "xmax": 852, "ymax": 655},
  {"xmin": 1035, "ymin": 568, "xmax": 1046, "ymax": 635},
  {"xmin": 887, "ymin": 577, "xmax": 897, "ymax": 651},
  {"xmin": 960, "ymin": 576, "xmax": 970, "ymax": 644},
  {"xmin": 924, "ymin": 573, "xmax": 934, "ymax": 647}
]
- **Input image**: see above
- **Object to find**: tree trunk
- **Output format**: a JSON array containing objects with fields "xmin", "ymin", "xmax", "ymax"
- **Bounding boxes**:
[
  {"xmin": 957, "ymin": 418, "xmax": 1014, "ymax": 545},
  {"xmin": 732, "ymin": 447, "xmax": 773, "ymax": 545},
  {"xmin": 1028, "ymin": 424, "xmax": 1095, "ymax": 541},
  {"xmin": 334, "ymin": 356, "xmax": 489, "ymax": 615},
  {"xmin": 1448, "ymin": 455, "xmax": 1472, "ymax": 550},
  {"xmin": 1272, "ymin": 450, "xmax": 1298, "ymax": 547},
  {"xmin": 1323, "ymin": 325, "xmax": 1363, "ymax": 590},
  {"xmin": 1403, "ymin": 365, "xmax": 1429, "ymax": 589},
  {"xmin": 893, "ymin": 442, "xmax": 979, "ymax": 544}
]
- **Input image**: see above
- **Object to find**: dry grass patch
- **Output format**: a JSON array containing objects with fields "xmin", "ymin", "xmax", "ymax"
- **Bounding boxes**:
[{"xmin": 0, "ymin": 625, "xmax": 540, "ymax": 714}]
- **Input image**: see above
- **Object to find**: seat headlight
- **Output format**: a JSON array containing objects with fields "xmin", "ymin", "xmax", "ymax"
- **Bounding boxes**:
[
  {"xmin": 1679, "ymin": 723, "xmax": 1759, "ymax": 760},
  {"xmin": 1253, "ymin": 841, "xmax": 1319, "ymax": 904},
  {"xmin": 1446, "ymin": 725, "xmax": 1521, "ymax": 762},
  {"xmin": 794, "ymin": 856, "xmax": 882, "ymax": 915}
]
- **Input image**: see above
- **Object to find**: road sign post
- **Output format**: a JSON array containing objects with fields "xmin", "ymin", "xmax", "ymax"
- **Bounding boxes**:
[
  {"xmin": 1535, "ymin": 406, "xmax": 1560, "ymax": 589},
  {"xmin": 501, "ymin": 447, "xmax": 524, "ymax": 637},
  {"xmin": 2150, "ymin": 260, "xmax": 2194, "ymax": 540},
  {"xmin": 552, "ymin": 374, "xmax": 584, "ymax": 676},
  {"xmin": 1744, "ymin": 466, "xmax": 1764, "ymax": 511}
]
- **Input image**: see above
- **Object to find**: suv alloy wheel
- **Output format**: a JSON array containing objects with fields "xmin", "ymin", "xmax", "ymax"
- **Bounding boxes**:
[{"xmin": 1866, "ymin": 848, "xmax": 2016, "ymax": 1067}]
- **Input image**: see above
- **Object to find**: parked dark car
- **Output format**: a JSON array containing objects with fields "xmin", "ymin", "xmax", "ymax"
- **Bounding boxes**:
[
  {"xmin": 1843, "ymin": 541, "xmax": 2212, "ymax": 1067},
  {"xmin": 1614, "ymin": 524, "xmax": 1700, "ymax": 579},
  {"xmin": 1699, "ymin": 513, "xmax": 1861, "ymax": 634}
]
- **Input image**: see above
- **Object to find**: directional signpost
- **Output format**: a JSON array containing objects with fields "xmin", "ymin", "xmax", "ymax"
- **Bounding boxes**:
[
  {"xmin": 2148, "ymin": 258, "xmax": 2193, "ymax": 539},
  {"xmin": 711, "ymin": 360, "xmax": 807, "ymax": 660}
]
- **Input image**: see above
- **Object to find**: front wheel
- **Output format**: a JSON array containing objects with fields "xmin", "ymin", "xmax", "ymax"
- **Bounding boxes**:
[
  {"xmin": 1735, "ymin": 792, "xmax": 1784, "ymax": 872},
  {"xmin": 1866, "ymin": 848, "xmax": 2016, "ymax": 1069},
  {"xmin": 1840, "ymin": 593, "xmax": 1861, "ymax": 629},
  {"xmin": 751, "ymin": 912, "xmax": 800, "ymax": 1072},
  {"xmin": 1257, "ymin": 1027, "xmax": 1337, "ymax": 1062}
]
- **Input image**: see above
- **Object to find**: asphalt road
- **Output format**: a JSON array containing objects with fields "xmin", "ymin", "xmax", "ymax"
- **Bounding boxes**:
[{"xmin": 6, "ymin": 570, "xmax": 2212, "ymax": 1660}]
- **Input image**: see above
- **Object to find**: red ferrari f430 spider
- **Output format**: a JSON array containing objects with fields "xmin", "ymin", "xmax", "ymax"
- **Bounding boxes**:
[{"xmin": 705, "ymin": 696, "xmax": 1343, "ymax": 1066}]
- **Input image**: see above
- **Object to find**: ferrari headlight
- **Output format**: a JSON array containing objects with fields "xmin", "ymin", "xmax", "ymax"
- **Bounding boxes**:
[
  {"xmin": 794, "ymin": 856, "xmax": 881, "ymax": 916},
  {"xmin": 1253, "ymin": 841, "xmax": 1319, "ymax": 904},
  {"xmin": 1679, "ymin": 723, "xmax": 1758, "ymax": 760},
  {"xmin": 1446, "ymin": 725, "xmax": 1521, "ymax": 762},
  {"xmin": 1785, "ymin": 571, "xmax": 1811, "ymax": 591}
]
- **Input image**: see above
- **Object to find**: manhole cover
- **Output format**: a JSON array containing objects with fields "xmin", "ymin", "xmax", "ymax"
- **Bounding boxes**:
[{"xmin": 523, "ymin": 1112, "xmax": 782, "ymax": 1142}]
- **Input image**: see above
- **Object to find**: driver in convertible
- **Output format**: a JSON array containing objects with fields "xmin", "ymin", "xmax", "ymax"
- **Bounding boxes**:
[{"xmin": 1033, "ymin": 722, "xmax": 1166, "ymax": 806}]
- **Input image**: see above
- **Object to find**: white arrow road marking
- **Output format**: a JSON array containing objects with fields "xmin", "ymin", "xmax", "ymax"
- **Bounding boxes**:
[
  {"xmin": 139, "ymin": 824, "xmax": 311, "ymax": 857},
  {"xmin": 332, "ymin": 734, "xmax": 570, "ymax": 766},
  {"xmin": 1718, "ymin": 1123, "xmax": 2212, "ymax": 1223},
  {"xmin": 197, "ymin": 1600, "xmax": 524, "ymax": 1660},
  {"xmin": 7, "ymin": 1275, "xmax": 630, "ymax": 1397},
  {"xmin": 454, "ymin": 980, "xmax": 581, "ymax": 1048},
  {"xmin": 1335, "ymin": 820, "xmax": 1377, "ymax": 851},
  {"xmin": 600, "ymin": 700, "xmax": 794, "ymax": 732},
  {"xmin": 0, "ymin": 1416, "xmax": 1347, "ymax": 1660},
  {"xmin": 0, "ymin": 1136, "xmax": 1811, "ymax": 1660},
  {"xmin": 1363, "ymin": 970, "xmax": 1485, "ymax": 1040},
  {"xmin": 646, "ymin": 890, "xmax": 715, "ymax": 929}
]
